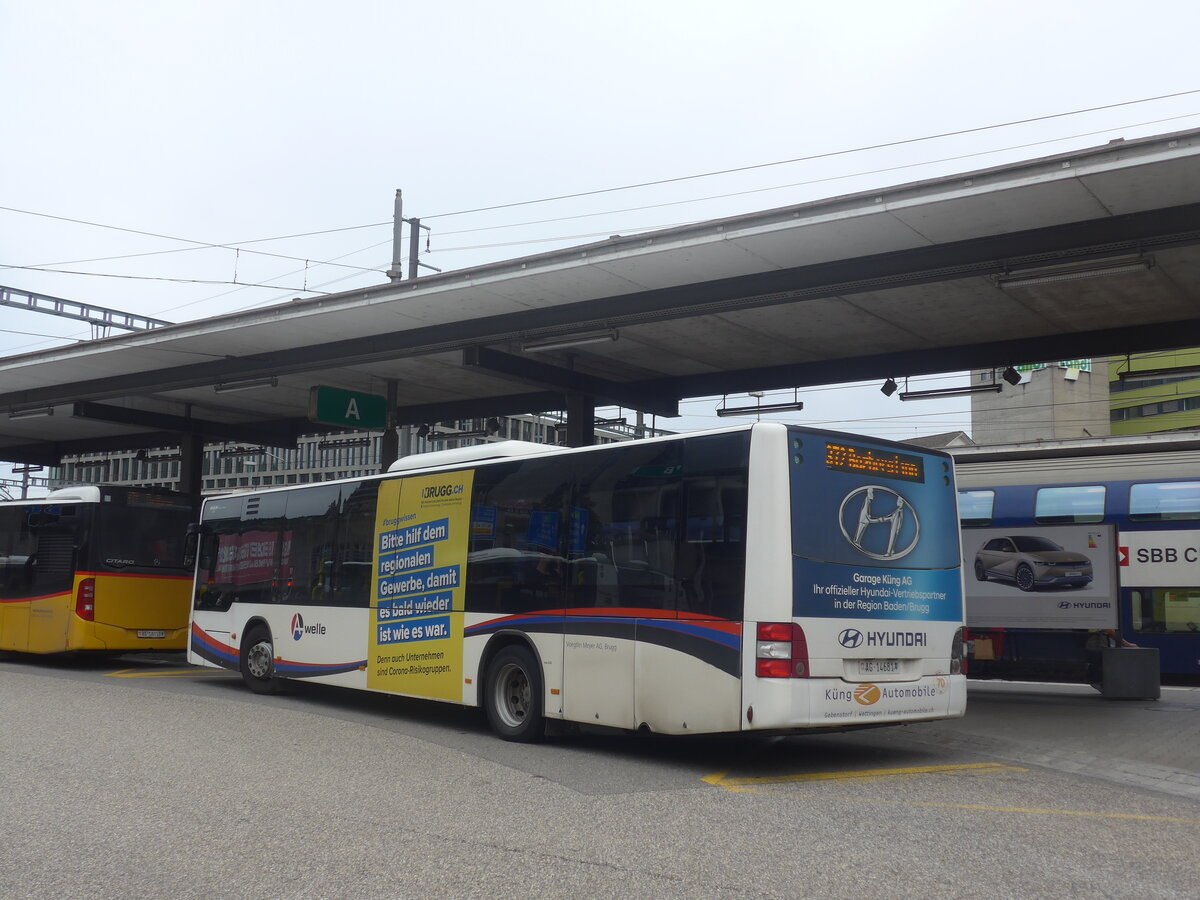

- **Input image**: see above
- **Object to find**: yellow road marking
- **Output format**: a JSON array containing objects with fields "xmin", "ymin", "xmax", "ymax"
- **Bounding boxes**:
[
  {"xmin": 712, "ymin": 762, "xmax": 1022, "ymax": 786},
  {"xmin": 106, "ymin": 668, "xmax": 235, "ymax": 678},
  {"xmin": 702, "ymin": 763, "xmax": 1200, "ymax": 823}
]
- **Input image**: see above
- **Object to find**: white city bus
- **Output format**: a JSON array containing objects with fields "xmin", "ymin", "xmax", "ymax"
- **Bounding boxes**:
[{"xmin": 188, "ymin": 424, "xmax": 966, "ymax": 741}]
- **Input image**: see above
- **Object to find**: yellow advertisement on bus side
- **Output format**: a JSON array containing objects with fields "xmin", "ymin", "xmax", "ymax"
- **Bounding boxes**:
[{"xmin": 368, "ymin": 470, "xmax": 474, "ymax": 700}]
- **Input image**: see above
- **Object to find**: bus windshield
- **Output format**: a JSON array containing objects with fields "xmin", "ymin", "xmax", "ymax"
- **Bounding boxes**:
[{"xmin": 93, "ymin": 489, "xmax": 194, "ymax": 570}]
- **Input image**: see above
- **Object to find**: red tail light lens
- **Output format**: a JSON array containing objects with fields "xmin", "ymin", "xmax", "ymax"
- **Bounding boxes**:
[
  {"xmin": 755, "ymin": 622, "xmax": 810, "ymax": 678},
  {"xmin": 76, "ymin": 577, "xmax": 96, "ymax": 621},
  {"xmin": 951, "ymin": 626, "xmax": 964, "ymax": 675}
]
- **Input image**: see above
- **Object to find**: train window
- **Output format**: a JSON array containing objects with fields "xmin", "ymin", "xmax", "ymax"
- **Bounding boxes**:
[
  {"xmin": 1034, "ymin": 485, "xmax": 1105, "ymax": 524},
  {"xmin": 958, "ymin": 490, "xmax": 994, "ymax": 527},
  {"xmin": 1132, "ymin": 588, "xmax": 1200, "ymax": 634},
  {"xmin": 1128, "ymin": 482, "xmax": 1200, "ymax": 521}
]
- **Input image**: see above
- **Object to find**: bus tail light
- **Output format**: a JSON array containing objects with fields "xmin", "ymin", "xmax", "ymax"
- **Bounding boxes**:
[
  {"xmin": 76, "ymin": 578, "xmax": 96, "ymax": 621},
  {"xmin": 755, "ymin": 622, "xmax": 810, "ymax": 678},
  {"xmin": 950, "ymin": 626, "xmax": 964, "ymax": 675}
]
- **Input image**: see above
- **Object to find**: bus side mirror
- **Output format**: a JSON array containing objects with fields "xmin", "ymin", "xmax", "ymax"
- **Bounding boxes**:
[{"xmin": 184, "ymin": 523, "xmax": 212, "ymax": 569}]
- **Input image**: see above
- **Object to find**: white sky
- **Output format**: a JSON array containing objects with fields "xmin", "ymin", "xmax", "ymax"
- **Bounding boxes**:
[{"xmin": 3, "ymin": 0, "xmax": 1200, "ymax": 466}]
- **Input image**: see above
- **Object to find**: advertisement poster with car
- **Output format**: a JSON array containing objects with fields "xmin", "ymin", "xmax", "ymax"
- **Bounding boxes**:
[{"xmin": 963, "ymin": 525, "xmax": 1117, "ymax": 629}]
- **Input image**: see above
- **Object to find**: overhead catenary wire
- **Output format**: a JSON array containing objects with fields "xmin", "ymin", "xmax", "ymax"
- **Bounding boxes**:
[
  {"xmin": 4, "ymin": 91, "xmax": 1199, "ymax": 283},
  {"xmin": 4, "ymin": 91, "xmax": 1200, "ymax": 437},
  {"xmin": 419, "ymin": 88, "xmax": 1200, "ymax": 220}
]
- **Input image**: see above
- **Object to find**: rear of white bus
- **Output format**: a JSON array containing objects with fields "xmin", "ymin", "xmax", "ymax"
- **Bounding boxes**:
[{"xmin": 742, "ymin": 425, "xmax": 967, "ymax": 731}]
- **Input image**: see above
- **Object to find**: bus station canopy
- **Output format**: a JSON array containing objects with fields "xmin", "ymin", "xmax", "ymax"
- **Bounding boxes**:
[{"xmin": 3, "ymin": 127, "xmax": 1200, "ymax": 465}]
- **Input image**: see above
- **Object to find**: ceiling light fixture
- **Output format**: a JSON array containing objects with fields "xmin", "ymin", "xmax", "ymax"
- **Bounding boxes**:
[
  {"xmin": 716, "ymin": 399, "xmax": 805, "ymax": 417},
  {"xmin": 7, "ymin": 405, "xmax": 55, "ymax": 420},
  {"xmin": 1001, "ymin": 366, "xmax": 1023, "ymax": 385},
  {"xmin": 898, "ymin": 385, "xmax": 1002, "ymax": 401},
  {"xmin": 521, "ymin": 329, "xmax": 619, "ymax": 352},
  {"xmin": 1118, "ymin": 365, "xmax": 1200, "ymax": 383},
  {"xmin": 430, "ymin": 429, "xmax": 491, "ymax": 440},
  {"xmin": 214, "ymin": 375, "xmax": 279, "ymax": 393},
  {"xmin": 880, "ymin": 378, "xmax": 898, "ymax": 397},
  {"xmin": 993, "ymin": 255, "xmax": 1153, "ymax": 289}
]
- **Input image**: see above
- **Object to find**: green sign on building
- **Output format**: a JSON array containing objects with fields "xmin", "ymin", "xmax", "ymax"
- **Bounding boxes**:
[{"xmin": 308, "ymin": 386, "xmax": 388, "ymax": 429}]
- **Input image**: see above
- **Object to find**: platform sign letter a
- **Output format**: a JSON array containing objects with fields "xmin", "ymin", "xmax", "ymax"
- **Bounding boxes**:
[{"xmin": 308, "ymin": 385, "xmax": 387, "ymax": 429}]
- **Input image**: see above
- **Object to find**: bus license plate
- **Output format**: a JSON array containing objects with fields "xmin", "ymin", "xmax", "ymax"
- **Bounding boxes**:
[
  {"xmin": 857, "ymin": 659, "xmax": 901, "ymax": 675},
  {"xmin": 137, "ymin": 630, "xmax": 166, "ymax": 639}
]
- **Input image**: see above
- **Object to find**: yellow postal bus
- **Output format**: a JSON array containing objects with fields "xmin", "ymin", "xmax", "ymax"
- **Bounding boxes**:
[{"xmin": 0, "ymin": 485, "xmax": 196, "ymax": 654}]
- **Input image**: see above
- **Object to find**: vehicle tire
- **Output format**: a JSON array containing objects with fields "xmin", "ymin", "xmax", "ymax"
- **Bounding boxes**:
[
  {"xmin": 1015, "ymin": 564, "xmax": 1036, "ymax": 592},
  {"xmin": 240, "ymin": 626, "xmax": 284, "ymax": 694},
  {"xmin": 974, "ymin": 560, "xmax": 987, "ymax": 582},
  {"xmin": 484, "ymin": 644, "xmax": 544, "ymax": 743}
]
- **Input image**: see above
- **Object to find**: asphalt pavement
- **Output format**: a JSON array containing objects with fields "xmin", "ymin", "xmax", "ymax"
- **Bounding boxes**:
[{"xmin": 906, "ymin": 679, "xmax": 1200, "ymax": 800}]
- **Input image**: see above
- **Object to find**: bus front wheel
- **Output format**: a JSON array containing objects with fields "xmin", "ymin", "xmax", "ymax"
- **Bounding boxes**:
[
  {"xmin": 240, "ymin": 626, "xmax": 284, "ymax": 694},
  {"xmin": 484, "ymin": 645, "xmax": 545, "ymax": 743}
]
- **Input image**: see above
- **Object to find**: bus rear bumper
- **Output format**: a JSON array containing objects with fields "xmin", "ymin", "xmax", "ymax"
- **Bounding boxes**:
[
  {"xmin": 746, "ymin": 673, "xmax": 967, "ymax": 731},
  {"xmin": 71, "ymin": 620, "xmax": 189, "ymax": 652}
]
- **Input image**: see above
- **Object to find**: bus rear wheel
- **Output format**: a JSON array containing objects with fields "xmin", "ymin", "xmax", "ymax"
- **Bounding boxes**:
[
  {"xmin": 484, "ymin": 645, "xmax": 544, "ymax": 743},
  {"xmin": 240, "ymin": 626, "xmax": 283, "ymax": 694}
]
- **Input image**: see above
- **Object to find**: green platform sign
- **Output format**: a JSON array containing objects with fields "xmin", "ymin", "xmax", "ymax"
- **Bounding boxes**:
[{"xmin": 308, "ymin": 386, "xmax": 388, "ymax": 429}]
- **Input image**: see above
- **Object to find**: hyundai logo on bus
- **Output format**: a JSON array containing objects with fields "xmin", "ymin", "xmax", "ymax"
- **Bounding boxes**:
[
  {"xmin": 838, "ymin": 486, "xmax": 920, "ymax": 561},
  {"xmin": 291, "ymin": 613, "xmax": 326, "ymax": 641},
  {"xmin": 839, "ymin": 628, "xmax": 927, "ymax": 648},
  {"xmin": 838, "ymin": 629, "xmax": 864, "ymax": 648}
]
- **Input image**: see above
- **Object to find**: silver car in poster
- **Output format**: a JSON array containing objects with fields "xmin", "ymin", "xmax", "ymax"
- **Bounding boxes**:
[{"xmin": 974, "ymin": 535, "xmax": 1093, "ymax": 591}]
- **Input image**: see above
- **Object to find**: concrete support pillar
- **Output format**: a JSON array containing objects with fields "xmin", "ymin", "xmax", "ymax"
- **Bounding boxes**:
[
  {"xmin": 564, "ymin": 393, "xmax": 595, "ymax": 448},
  {"xmin": 380, "ymin": 380, "xmax": 400, "ymax": 472},
  {"xmin": 177, "ymin": 433, "xmax": 205, "ymax": 502}
]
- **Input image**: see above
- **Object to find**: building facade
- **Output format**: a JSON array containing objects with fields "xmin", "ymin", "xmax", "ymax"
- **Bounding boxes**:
[
  {"xmin": 51, "ymin": 413, "xmax": 667, "ymax": 493},
  {"xmin": 970, "ymin": 360, "xmax": 1111, "ymax": 445},
  {"xmin": 1109, "ymin": 348, "xmax": 1200, "ymax": 435}
]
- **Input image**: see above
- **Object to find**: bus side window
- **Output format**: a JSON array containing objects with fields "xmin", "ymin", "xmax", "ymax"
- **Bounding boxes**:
[
  {"xmin": 574, "ymin": 441, "xmax": 683, "ymax": 612},
  {"xmin": 196, "ymin": 493, "xmax": 285, "ymax": 609},
  {"xmin": 333, "ymin": 481, "xmax": 378, "ymax": 607},
  {"xmin": 282, "ymin": 484, "xmax": 343, "ymax": 606},
  {"xmin": 679, "ymin": 433, "xmax": 749, "ymax": 621},
  {"xmin": 0, "ymin": 508, "xmax": 38, "ymax": 600},
  {"xmin": 465, "ymin": 457, "xmax": 574, "ymax": 614}
]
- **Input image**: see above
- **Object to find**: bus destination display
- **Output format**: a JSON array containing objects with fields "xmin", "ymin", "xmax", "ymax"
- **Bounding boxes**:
[{"xmin": 824, "ymin": 441, "xmax": 924, "ymax": 483}]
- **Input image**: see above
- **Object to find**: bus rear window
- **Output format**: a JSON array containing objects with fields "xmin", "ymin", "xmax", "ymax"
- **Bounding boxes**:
[
  {"xmin": 958, "ymin": 490, "xmax": 994, "ymax": 526},
  {"xmin": 1034, "ymin": 485, "xmax": 1105, "ymax": 524},
  {"xmin": 1128, "ymin": 482, "xmax": 1200, "ymax": 521}
]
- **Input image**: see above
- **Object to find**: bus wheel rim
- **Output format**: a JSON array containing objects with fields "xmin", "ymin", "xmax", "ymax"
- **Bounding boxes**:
[
  {"xmin": 495, "ymin": 662, "xmax": 530, "ymax": 727},
  {"xmin": 247, "ymin": 642, "xmax": 273, "ymax": 679}
]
